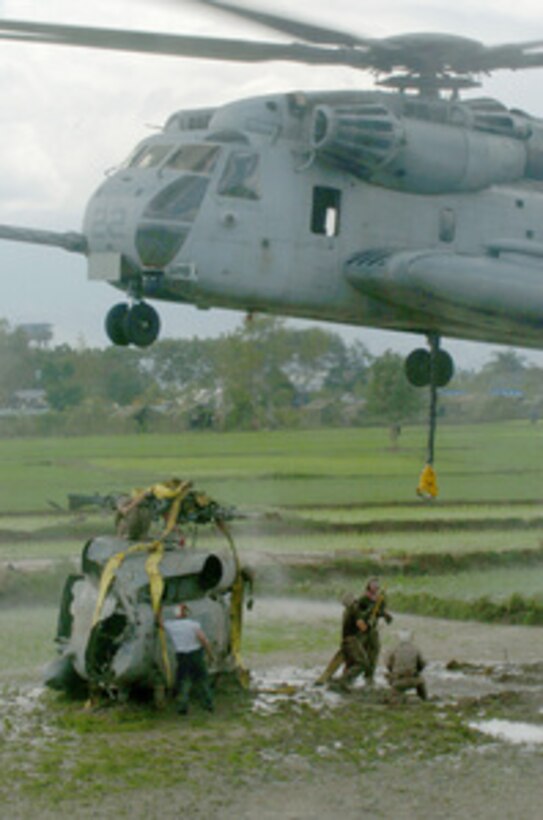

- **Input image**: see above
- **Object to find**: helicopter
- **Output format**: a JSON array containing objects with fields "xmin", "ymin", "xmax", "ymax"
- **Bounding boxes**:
[{"xmin": 1, "ymin": 0, "xmax": 543, "ymax": 392}]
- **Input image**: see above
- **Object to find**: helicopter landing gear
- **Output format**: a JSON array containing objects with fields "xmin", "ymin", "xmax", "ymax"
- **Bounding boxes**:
[
  {"xmin": 105, "ymin": 301, "xmax": 161, "ymax": 348},
  {"xmin": 105, "ymin": 303, "xmax": 130, "ymax": 346},
  {"xmin": 405, "ymin": 345, "xmax": 454, "ymax": 389},
  {"xmin": 405, "ymin": 335, "xmax": 454, "ymax": 499}
]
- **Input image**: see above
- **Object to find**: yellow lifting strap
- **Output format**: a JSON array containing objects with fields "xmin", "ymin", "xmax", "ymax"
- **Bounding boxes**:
[
  {"xmin": 417, "ymin": 463, "xmax": 438, "ymax": 499},
  {"xmin": 91, "ymin": 542, "xmax": 149, "ymax": 628},
  {"xmin": 217, "ymin": 519, "xmax": 250, "ymax": 689},
  {"xmin": 367, "ymin": 589, "xmax": 386, "ymax": 627},
  {"xmin": 91, "ymin": 540, "xmax": 173, "ymax": 689},
  {"xmin": 149, "ymin": 479, "xmax": 193, "ymax": 536},
  {"xmin": 315, "ymin": 649, "xmax": 344, "ymax": 685},
  {"xmin": 145, "ymin": 542, "xmax": 173, "ymax": 689}
]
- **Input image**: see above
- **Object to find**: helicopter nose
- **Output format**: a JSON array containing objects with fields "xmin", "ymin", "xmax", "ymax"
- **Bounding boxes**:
[
  {"xmin": 134, "ymin": 175, "xmax": 210, "ymax": 269},
  {"xmin": 83, "ymin": 183, "xmax": 134, "ymax": 256}
]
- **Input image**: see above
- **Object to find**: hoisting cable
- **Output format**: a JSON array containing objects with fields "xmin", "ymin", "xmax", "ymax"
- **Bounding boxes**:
[{"xmin": 417, "ymin": 334, "xmax": 439, "ymax": 500}]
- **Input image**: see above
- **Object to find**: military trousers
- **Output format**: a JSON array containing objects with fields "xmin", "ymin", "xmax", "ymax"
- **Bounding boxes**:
[{"xmin": 174, "ymin": 648, "xmax": 213, "ymax": 712}]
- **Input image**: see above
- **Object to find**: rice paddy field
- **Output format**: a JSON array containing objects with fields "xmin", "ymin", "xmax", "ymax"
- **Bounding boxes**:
[{"xmin": 0, "ymin": 420, "xmax": 542, "ymax": 623}]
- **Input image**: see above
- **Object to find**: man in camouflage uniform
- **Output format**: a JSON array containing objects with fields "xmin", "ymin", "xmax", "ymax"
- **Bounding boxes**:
[
  {"xmin": 315, "ymin": 593, "xmax": 354, "ymax": 686},
  {"xmin": 385, "ymin": 630, "xmax": 427, "ymax": 701},
  {"xmin": 337, "ymin": 578, "xmax": 393, "ymax": 690}
]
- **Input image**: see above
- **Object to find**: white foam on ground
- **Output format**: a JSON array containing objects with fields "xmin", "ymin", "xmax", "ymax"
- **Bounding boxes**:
[
  {"xmin": 251, "ymin": 665, "xmax": 344, "ymax": 714},
  {"xmin": 470, "ymin": 719, "xmax": 543, "ymax": 745}
]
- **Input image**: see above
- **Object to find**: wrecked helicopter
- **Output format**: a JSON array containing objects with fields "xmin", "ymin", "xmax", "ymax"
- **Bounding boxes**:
[{"xmin": 45, "ymin": 480, "xmax": 253, "ymax": 703}]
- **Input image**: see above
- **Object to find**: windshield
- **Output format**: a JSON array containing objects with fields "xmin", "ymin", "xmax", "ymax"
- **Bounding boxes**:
[
  {"xmin": 144, "ymin": 176, "xmax": 209, "ymax": 222},
  {"xmin": 217, "ymin": 150, "xmax": 260, "ymax": 200},
  {"xmin": 165, "ymin": 144, "xmax": 220, "ymax": 173},
  {"xmin": 127, "ymin": 143, "xmax": 173, "ymax": 169}
]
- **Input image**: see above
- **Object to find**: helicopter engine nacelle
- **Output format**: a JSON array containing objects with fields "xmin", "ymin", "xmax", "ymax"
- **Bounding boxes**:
[{"xmin": 310, "ymin": 104, "xmax": 527, "ymax": 193}]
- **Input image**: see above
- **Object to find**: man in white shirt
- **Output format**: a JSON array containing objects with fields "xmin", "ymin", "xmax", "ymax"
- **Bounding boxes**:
[{"xmin": 164, "ymin": 603, "xmax": 214, "ymax": 715}]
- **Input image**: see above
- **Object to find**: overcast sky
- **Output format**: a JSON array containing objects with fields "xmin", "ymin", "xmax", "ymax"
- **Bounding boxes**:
[{"xmin": 1, "ymin": 0, "xmax": 543, "ymax": 369}]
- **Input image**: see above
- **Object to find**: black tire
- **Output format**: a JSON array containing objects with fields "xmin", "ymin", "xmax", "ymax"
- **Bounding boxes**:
[
  {"xmin": 405, "ymin": 348, "xmax": 431, "ymax": 387},
  {"xmin": 123, "ymin": 302, "xmax": 161, "ymax": 348},
  {"xmin": 433, "ymin": 349, "xmax": 454, "ymax": 387},
  {"xmin": 105, "ymin": 303, "xmax": 130, "ymax": 346},
  {"xmin": 405, "ymin": 348, "xmax": 454, "ymax": 388}
]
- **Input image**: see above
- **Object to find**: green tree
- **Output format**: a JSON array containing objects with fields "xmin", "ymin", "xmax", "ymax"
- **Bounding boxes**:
[
  {"xmin": 365, "ymin": 350, "xmax": 424, "ymax": 444},
  {"xmin": 217, "ymin": 317, "xmax": 296, "ymax": 429},
  {"xmin": 140, "ymin": 337, "xmax": 219, "ymax": 395},
  {"xmin": 38, "ymin": 350, "xmax": 84, "ymax": 411},
  {"xmin": 0, "ymin": 320, "xmax": 38, "ymax": 402}
]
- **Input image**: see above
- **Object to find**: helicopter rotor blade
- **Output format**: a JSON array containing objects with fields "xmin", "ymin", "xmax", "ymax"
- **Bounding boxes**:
[
  {"xmin": 1, "ymin": 15, "xmax": 543, "ymax": 77},
  {"xmin": 0, "ymin": 17, "xmax": 368, "ymax": 67},
  {"xmin": 158, "ymin": 2, "xmax": 543, "ymax": 74},
  {"xmin": 168, "ymin": 0, "xmax": 369, "ymax": 47},
  {"xmin": 475, "ymin": 41, "xmax": 543, "ymax": 72}
]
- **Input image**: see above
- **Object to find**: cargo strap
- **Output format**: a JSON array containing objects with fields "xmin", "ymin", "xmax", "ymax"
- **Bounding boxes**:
[
  {"xmin": 148, "ymin": 480, "xmax": 192, "ymax": 536},
  {"xmin": 145, "ymin": 542, "xmax": 173, "ymax": 689},
  {"xmin": 91, "ymin": 540, "xmax": 172, "ymax": 688},
  {"xmin": 217, "ymin": 519, "xmax": 250, "ymax": 689}
]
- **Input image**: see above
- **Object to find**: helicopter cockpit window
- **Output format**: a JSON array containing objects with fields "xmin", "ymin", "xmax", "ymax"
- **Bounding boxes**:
[
  {"xmin": 217, "ymin": 151, "xmax": 260, "ymax": 200},
  {"xmin": 144, "ymin": 175, "xmax": 209, "ymax": 221},
  {"xmin": 311, "ymin": 186, "xmax": 341, "ymax": 236},
  {"xmin": 165, "ymin": 144, "xmax": 220, "ymax": 173},
  {"xmin": 128, "ymin": 143, "xmax": 173, "ymax": 169}
]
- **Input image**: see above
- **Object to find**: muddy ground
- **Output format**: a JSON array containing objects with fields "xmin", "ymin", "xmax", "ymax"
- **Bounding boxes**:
[
  {"xmin": 3, "ymin": 601, "xmax": 543, "ymax": 819},
  {"xmin": 240, "ymin": 602, "xmax": 543, "ymax": 820}
]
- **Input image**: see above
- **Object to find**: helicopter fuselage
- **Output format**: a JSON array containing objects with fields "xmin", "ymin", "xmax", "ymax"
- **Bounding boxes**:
[{"xmin": 82, "ymin": 89, "xmax": 543, "ymax": 349}]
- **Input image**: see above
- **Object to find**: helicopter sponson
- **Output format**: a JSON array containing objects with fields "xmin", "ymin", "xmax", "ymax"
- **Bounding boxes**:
[{"xmin": 44, "ymin": 536, "xmax": 239, "ymax": 699}]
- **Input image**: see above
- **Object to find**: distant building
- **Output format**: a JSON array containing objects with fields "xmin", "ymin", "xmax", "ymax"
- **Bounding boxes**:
[{"xmin": 0, "ymin": 389, "xmax": 49, "ymax": 417}]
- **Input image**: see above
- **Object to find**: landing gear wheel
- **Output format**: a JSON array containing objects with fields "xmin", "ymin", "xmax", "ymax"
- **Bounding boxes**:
[
  {"xmin": 433, "ymin": 349, "xmax": 454, "ymax": 387},
  {"xmin": 405, "ymin": 348, "xmax": 431, "ymax": 387},
  {"xmin": 123, "ymin": 303, "xmax": 161, "ymax": 348},
  {"xmin": 105, "ymin": 303, "xmax": 130, "ymax": 346},
  {"xmin": 405, "ymin": 348, "xmax": 454, "ymax": 388}
]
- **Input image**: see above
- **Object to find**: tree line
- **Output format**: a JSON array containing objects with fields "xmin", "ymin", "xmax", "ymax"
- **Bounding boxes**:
[{"xmin": 0, "ymin": 317, "xmax": 541, "ymax": 437}]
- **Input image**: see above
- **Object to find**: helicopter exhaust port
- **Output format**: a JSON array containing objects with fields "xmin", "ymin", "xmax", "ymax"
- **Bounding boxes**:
[
  {"xmin": 311, "ymin": 102, "xmax": 527, "ymax": 193},
  {"xmin": 105, "ymin": 302, "xmax": 161, "ymax": 348}
]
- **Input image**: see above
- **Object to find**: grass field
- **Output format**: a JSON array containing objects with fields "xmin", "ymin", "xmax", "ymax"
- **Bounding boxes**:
[
  {"xmin": 0, "ymin": 422, "xmax": 542, "ymax": 621},
  {"xmin": 0, "ymin": 421, "xmax": 542, "ymax": 511},
  {"xmin": 0, "ymin": 606, "xmax": 57, "ymax": 682}
]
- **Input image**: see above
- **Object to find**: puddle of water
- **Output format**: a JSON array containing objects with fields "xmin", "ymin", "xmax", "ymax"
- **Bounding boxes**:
[
  {"xmin": 470, "ymin": 719, "xmax": 543, "ymax": 746},
  {"xmin": 0, "ymin": 685, "xmax": 54, "ymax": 745},
  {"xmin": 251, "ymin": 665, "xmax": 344, "ymax": 714},
  {"xmin": 250, "ymin": 658, "xmax": 527, "ymax": 715}
]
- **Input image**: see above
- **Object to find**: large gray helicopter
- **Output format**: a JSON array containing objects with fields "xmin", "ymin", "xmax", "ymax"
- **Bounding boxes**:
[{"xmin": 1, "ymin": 1, "xmax": 543, "ymax": 391}]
